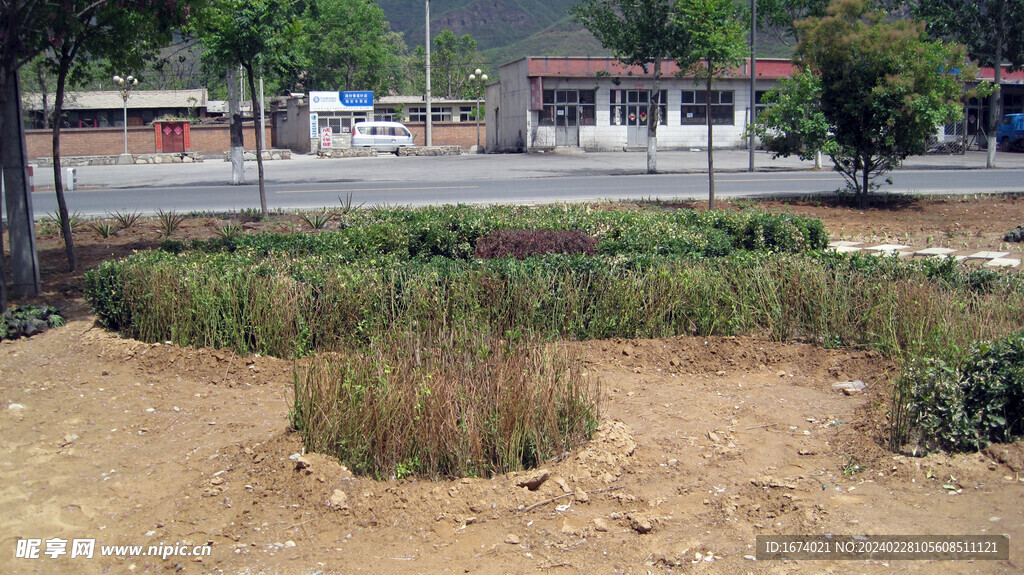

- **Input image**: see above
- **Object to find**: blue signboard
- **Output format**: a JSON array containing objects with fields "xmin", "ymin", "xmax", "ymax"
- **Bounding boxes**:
[
  {"xmin": 309, "ymin": 90, "xmax": 374, "ymax": 112},
  {"xmin": 342, "ymin": 91, "xmax": 374, "ymax": 109}
]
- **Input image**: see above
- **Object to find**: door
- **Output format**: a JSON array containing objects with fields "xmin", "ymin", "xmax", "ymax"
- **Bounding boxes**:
[
  {"xmin": 553, "ymin": 90, "xmax": 579, "ymax": 147},
  {"xmin": 625, "ymin": 90, "xmax": 649, "ymax": 148},
  {"xmin": 161, "ymin": 122, "xmax": 186, "ymax": 153}
]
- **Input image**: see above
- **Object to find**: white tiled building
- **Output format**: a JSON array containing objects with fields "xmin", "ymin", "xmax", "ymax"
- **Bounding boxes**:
[{"xmin": 486, "ymin": 57, "xmax": 795, "ymax": 153}]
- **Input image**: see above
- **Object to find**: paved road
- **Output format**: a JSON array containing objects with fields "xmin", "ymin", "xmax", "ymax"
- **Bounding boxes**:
[{"xmin": 21, "ymin": 149, "xmax": 1024, "ymax": 217}]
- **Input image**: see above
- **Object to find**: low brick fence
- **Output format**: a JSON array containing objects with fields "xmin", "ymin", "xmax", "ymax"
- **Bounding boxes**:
[{"xmin": 26, "ymin": 124, "xmax": 273, "ymax": 160}]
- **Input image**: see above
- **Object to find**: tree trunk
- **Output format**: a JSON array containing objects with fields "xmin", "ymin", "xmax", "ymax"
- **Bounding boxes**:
[
  {"xmin": 0, "ymin": 67, "xmax": 41, "ymax": 300},
  {"xmin": 706, "ymin": 72, "xmax": 715, "ymax": 210},
  {"xmin": 52, "ymin": 51, "xmax": 77, "ymax": 271},
  {"xmin": 986, "ymin": 40, "xmax": 1003, "ymax": 169},
  {"xmin": 246, "ymin": 65, "xmax": 268, "ymax": 218},
  {"xmin": 647, "ymin": 56, "xmax": 661, "ymax": 174},
  {"xmin": 226, "ymin": 65, "xmax": 245, "ymax": 185},
  {"xmin": 860, "ymin": 160, "xmax": 870, "ymax": 210}
]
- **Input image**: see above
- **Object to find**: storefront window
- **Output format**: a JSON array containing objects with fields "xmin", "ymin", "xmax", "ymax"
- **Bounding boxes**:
[{"xmin": 681, "ymin": 90, "xmax": 735, "ymax": 125}]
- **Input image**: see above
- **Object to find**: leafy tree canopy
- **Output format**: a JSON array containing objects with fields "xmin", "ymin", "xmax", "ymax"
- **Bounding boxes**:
[
  {"xmin": 793, "ymin": 0, "xmax": 974, "ymax": 206},
  {"xmin": 297, "ymin": 0, "xmax": 407, "ymax": 95}
]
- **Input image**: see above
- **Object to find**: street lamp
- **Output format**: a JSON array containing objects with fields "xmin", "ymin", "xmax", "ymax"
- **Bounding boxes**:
[
  {"xmin": 468, "ymin": 68, "xmax": 488, "ymax": 152},
  {"xmin": 112, "ymin": 74, "xmax": 138, "ymax": 156}
]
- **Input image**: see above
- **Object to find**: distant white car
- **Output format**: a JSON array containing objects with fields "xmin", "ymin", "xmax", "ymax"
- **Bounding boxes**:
[{"xmin": 350, "ymin": 121, "xmax": 415, "ymax": 153}]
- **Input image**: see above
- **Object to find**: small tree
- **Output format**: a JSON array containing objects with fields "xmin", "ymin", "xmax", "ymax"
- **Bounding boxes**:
[
  {"xmin": 571, "ymin": 0, "xmax": 689, "ymax": 174},
  {"xmin": 431, "ymin": 30, "xmax": 484, "ymax": 100},
  {"xmin": 674, "ymin": 0, "xmax": 747, "ymax": 209},
  {"xmin": 197, "ymin": 0, "xmax": 303, "ymax": 218},
  {"xmin": 911, "ymin": 0, "xmax": 1024, "ymax": 168},
  {"xmin": 749, "ymin": 68, "xmax": 835, "ymax": 165},
  {"xmin": 795, "ymin": 0, "xmax": 973, "ymax": 208}
]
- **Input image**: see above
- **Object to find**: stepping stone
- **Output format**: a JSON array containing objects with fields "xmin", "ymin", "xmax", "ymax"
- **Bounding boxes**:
[
  {"xmin": 914, "ymin": 247, "xmax": 957, "ymax": 257},
  {"xmin": 964, "ymin": 251, "xmax": 1010, "ymax": 260},
  {"xmin": 984, "ymin": 258, "xmax": 1020, "ymax": 268},
  {"xmin": 830, "ymin": 245, "xmax": 863, "ymax": 253},
  {"xmin": 829, "ymin": 241, "xmax": 863, "ymax": 247},
  {"xmin": 863, "ymin": 244, "xmax": 911, "ymax": 257}
]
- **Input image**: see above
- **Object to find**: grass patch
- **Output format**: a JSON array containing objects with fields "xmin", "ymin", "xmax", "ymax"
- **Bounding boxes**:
[{"xmin": 291, "ymin": 331, "xmax": 599, "ymax": 480}]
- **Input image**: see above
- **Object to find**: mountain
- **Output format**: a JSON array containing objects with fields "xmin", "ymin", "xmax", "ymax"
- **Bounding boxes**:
[
  {"xmin": 377, "ymin": 0, "xmax": 608, "ymax": 67},
  {"xmin": 377, "ymin": 1, "xmax": 791, "ymax": 71}
]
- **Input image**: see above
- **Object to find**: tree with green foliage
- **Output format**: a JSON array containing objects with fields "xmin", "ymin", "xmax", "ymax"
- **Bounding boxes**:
[
  {"xmin": 749, "ymin": 67, "xmax": 835, "ymax": 163},
  {"xmin": 196, "ymin": 0, "xmax": 304, "ymax": 218},
  {"xmin": 756, "ymin": 0, "xmax": 830, "ymax": 44},
  {"xmin": 571, "ymin": 0, "xmax": 689, "ymax": 174},
  {"xmin": 299, "ymin": 0, "xmax": 407, "ymax": 94},
  {"xmin": 794, "ymin": 0, "xmax": 973, "ymax": 208},
  {"xmin": 911, "ymin": 0, "xmax": 1024, "ymax": 168},
  {"xmin": 673, "ymin": 0, "xmax": 747, "ymax": 209},
  {"xmin": 431, "ymin": 30, "xmax": 484, "ymax": 99},
  {"xmin": 36, "ymin": 1, "xmax": 190, "ymax": 271}
]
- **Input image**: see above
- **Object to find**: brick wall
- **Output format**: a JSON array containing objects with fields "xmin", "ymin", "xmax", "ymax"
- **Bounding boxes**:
[
  {"xmin": 25, "ymin": 121, "xmax": 485, "ymax": 160},
  {"xmin": 405, "ymin": 122, "xmax": 487, "ymax": 148},
  {"xmin": 25, "ymin": 124, "xmax": 274, "ymax": 160}
]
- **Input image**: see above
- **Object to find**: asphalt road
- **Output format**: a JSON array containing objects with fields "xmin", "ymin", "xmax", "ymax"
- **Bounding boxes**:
[{"xmin": 19, "ymin": 149, "xmax": 1024, "ymax": 217}]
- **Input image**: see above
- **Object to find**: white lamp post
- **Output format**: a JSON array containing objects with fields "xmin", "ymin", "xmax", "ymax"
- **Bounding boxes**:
[
  {"xmin": 468, "ymin": 68, "xmax": 487, "ymax": 152},
  {"xmin": 112, "ymin": 74, "xmax": 138, "ymax": 155}
]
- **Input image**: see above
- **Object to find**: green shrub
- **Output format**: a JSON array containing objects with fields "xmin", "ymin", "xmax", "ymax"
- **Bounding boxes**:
[{"xmin": 894, "ymin": 331, "xmax": 1024, "ymax": 452}]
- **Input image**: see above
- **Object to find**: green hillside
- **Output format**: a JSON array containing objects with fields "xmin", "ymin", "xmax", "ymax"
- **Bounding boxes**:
[
  {"xmin": 378, "ymin": 0, "xmax": 590, "ymax": 66},
  {"xmin": 379, "ymin": 0, "xmax": 791, "ymax": 69}
]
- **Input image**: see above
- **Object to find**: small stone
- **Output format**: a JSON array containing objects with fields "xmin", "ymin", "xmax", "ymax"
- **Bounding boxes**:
[
  {"xmin": 574, "ymin": 489, "xmax": 589, "ymax": 503},
  {"xmin": 553, "ymin": 476, "xmax": 571, "ymax": 493},
  {"xmin": 628, "ymin": 514, "xmax": 654, "ymax": 534},
  {"xmin": 707, "ymin": 431, "xmax": 721, "ymax": 443},
  {"xmin": 592, "ymin": 518, "xmax": 609, "ymax": 532},
  {"xmin": 504, "ymin": 534, "xmax": 521, "ymax": 545},
  {"xmin": 328, "ymin": 490, "xmax": 348, "ymax": 510},
  {"xmin": 516, "ymin": 470, "xmax": 550, "ymax": 491}
]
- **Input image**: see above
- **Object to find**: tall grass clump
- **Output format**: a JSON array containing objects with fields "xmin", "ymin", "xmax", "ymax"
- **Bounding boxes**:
[{"xmin": 291, "ymin": 331, "xmax": 600, "ymax": 480}]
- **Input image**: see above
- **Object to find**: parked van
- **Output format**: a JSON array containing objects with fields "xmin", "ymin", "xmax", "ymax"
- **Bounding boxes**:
[
  {"xmin": 350, "ymin": 121, "xmax": 415, "ymax": 153},
  {"xmin": 996, "ymin": 113, "xmax": 1024, "ymax": 152}
]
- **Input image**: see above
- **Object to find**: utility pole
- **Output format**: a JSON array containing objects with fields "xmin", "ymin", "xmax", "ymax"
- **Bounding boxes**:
[
  {"xmin": 425, "ymin": 0, "xmax": 433, "ymax": 146},
  {"xmin": 749, "ymin": 0, "xmax": 756, "ymax": 173}
]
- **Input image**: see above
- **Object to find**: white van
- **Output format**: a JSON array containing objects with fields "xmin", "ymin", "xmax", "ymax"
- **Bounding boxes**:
[{"xmin": 350, "ymin": 121, "xmax": 415, "ymax": 153}]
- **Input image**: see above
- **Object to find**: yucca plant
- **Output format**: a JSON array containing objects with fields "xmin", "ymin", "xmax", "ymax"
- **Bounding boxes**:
[
  {"xmin": 47, "ymin": 211, "xmax": 84, "ymax": 237},
  {"xmin": 298, "ymin": 209, "xmax": 335, "ymax": 231},
  {"xmin": 155, "ymin": 209, "xmax": 186, "ymax": 238},
  {"xmin": 214, "ymin": 222, "xmax": 243, "ymax": 241},
  {"xmin": 110, "ymin": 210, "xmax": 141, "ymax": 230},
  {"xmin": 89, "ymin": 221, "xmax": 117, "ymax": 238}
]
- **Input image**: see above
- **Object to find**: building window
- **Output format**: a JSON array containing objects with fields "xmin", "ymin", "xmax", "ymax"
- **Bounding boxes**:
[
  {"xmin": 540, "ymin": 90, "xmax": 597, "ymax": 127},
  {"xmin": 460, "ymin": 106, "xmax": 476, "ymax": 122},
  {"xmin": 407, "ymin": 106, "xmax": 452, "ymax": 122},
  {"xmin": 609, "ymin": 90, "xmax": 667, "ymax": 126},
  {"xmin": 754, "ymin": 90, "xmax": 769, "ymax": 122},
  {"xmin": 374, "ymin": 108, "xmax": 399, "ymax": 122},
  {"xmin": 681, "ymin": 90, "xmax": 734, "ymax": 125}
]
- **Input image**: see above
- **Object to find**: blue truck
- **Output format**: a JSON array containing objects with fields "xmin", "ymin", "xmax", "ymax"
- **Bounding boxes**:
[{"xmin": 996, "ymin": 113, "xmax": 1024, "ymax": 152}]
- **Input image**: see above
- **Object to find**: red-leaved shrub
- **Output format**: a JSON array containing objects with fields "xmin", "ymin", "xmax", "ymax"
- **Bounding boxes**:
[{"xmin": 474, "ymin": 229, "xmax": 596, "ymax": 259}]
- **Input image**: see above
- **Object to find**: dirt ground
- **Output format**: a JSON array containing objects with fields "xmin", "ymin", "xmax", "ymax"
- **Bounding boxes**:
[{"xmin": 2, "ymin": 195, "xmax": 1024, "ymax": 574}]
